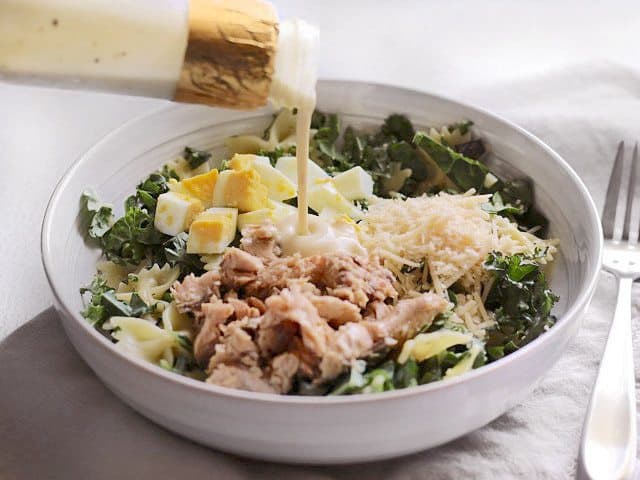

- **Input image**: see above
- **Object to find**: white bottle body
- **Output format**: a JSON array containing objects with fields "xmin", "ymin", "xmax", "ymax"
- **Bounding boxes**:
[
  {"xmin": 0, "ymin": 1, "xmax": 319, "ymax": 112},
  {"xmin": 0, "ymin": 0, "xmax": 189, "ymax": 98}
]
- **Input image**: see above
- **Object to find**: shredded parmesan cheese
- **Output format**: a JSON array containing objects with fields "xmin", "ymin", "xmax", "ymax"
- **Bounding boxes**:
[
  {"xmin": 358, "ymin": 191, "xmax": 558, "ymax": 340},
  {"xmin": 359, "ymin": 192, "xmax": 494, "ymax": 295}
]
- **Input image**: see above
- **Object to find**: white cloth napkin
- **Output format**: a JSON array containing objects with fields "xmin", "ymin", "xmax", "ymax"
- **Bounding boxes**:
[{"xmin": 1, "ymin": 62, "xmax": 639, "ymax": 480}]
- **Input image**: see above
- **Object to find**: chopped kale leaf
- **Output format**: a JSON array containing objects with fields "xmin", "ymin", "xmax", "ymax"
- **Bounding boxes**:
[
  {"xmin": 80, "ymin": 191, "xmax": 114, "ymax": 239},
  {"xmin": 257, "ymin": 145, "xmax": 296, "ymax": 167},
  {"xmin": 183, "ymin": 146, "xmax": 211, "ymax": 170},
  {"xmin": 453, "ymin": 139, "xmax": 485, "ymax": 160},
  {"xmin": 483, "ymin": 252, "xmax": 558, "ymax": 361},
  {"xmin": 163, "ymin": 232, "xmax": 204, "ymax": 275}
]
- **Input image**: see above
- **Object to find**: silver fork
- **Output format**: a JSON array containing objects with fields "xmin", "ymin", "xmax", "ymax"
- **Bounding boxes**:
[{"xmin": 578, "ymin": 141, "xmax": 638, "ymax": 480}]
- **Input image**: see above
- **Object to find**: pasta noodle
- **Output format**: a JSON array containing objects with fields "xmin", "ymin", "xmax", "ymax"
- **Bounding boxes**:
[
  {"xmin": 111, "ymin": 316, "xmax": 179, "ymax": 364},
  {"xmin": 427, "ymin": 125, "xmax": 472, "ymax": 146},
  {"xmin": 115, "ymin": 264, "xmax": 180, "ymax": 308},
  {"xmin": 225, "ymin": 109, "xmax": 299, "ymax": 156}
]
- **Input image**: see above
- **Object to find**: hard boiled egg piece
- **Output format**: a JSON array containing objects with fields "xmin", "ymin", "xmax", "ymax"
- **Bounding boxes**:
[
  {"xmin": 252, "ymin": 156, "xmax": 297, "ymax": 201},
  {"xmin": 228, "ymin": 153, "xmax": 255, "ymax": 171},
  {"xmin": 308, "ymin": 182, "xmax": 362, "ymax": 219},
  {"xmin": 269, "ymin": 200, "xmax": 297, "ymax": 221},
  {"xmin": 275, "ymin": 155, "xmax": 329, "ymax": 187},
  {"xmin": 237, "ymin": 208, "xmax": 274, "ymax": 230},
  {"xmin": 186, "ymin": 208, "xmax": 238, "ymax": 254},
  {"xmin": 212, "ymin": 168, "xmax": 268, "ymax": 212},
  {"xmin": 332, "ymin": 166, "xmax": 373, "ymax": 200},
  {"xmin": 180, "ymin": 169, "xmax": 218, "ymax": 207},
  {"xmin": 237, "ymin": 200, "xmax": 298, "ymax": 230},
  {"xmin": 154, "ymin": 191, "xmax": 203, "ymax": 236}
]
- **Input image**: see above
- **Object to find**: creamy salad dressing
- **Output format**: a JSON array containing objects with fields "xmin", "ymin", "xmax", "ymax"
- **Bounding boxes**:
[
  {"xmin": 268, "ymin": 19, "xmax": 318, "ymax": 237},
  {"xmin": 277, "ymin": 213, "xmax": 366, "ymax": 258},
  {"xmin": 268, "ymin": 20, "xmax": 366, "ymax": 254},
  {"xmin": 295, "ymin": 106, "xmax": 313, "ymax": 235}
]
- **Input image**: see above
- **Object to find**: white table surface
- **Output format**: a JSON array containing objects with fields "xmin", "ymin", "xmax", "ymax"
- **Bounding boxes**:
[{"xmin": 2, "ymin": 0, "xmax": 639, "ymax": 340}]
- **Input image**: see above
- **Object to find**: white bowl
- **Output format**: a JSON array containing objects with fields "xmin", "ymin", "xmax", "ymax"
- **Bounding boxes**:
[{"xmin": 42, "ymin": 80, "xmax": 602, "ymax": 464}]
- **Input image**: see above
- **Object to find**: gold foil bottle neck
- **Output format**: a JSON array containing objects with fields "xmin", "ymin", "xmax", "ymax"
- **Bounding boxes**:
[{"xmin": 174, "ymin": 0, "xmax": 278, "ymax": 110}]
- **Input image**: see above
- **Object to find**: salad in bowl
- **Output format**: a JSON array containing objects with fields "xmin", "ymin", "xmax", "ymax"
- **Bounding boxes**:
[{"xmin": 79, "ymin": 108, "xmax": 559, "ymax": 396}]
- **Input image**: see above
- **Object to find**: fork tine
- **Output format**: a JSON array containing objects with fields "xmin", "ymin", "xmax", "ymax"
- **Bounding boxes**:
[
  {"xmin": 602, "ymin": 141, "xmax": 625, "ymax": 238},
  {"xmin": 623, "ymin": 143, "xmax": 639, "ymax": 240}
]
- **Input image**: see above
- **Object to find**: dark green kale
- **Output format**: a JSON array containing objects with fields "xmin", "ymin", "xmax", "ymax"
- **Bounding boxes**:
[
  {"xmin": 102, "ymin": 291, "xmax": 148, "ymax": 317},
  {"xmin": 328, "ymin": 339, "xmax": 487, "ymax": 395},
  {"xmin": 309, "ymin": 111, "xmax": 428, "ymax": 196},
  {"xmin": 80, "ymin": 191, "xmax": 114, "ymax": 239},
  {"xmin": 163, "ymin": 232, "xmax": 205, "ymax": 275},
  {"xmin": 257, "ymin": 145, "xmax": 296, "ymax": 167},
  {"xmin": 413, "ymin": 133, "xmax": 491, "ymax": 192},
  {"xmin": 413, "ymin": 133, "xmax": 548, "ymax": 233},
  {"xmin": 381, "ymin": 114, "xmax": 416, "ymax": 143},
  {"xmin": 100, "ymin": 201, "xmax": 166, "ymax": 266},
  {"xmin": 329, "ymin": 361, "xmax": 396, "ymax": 395},
  {"xmin": 183, "ymin": 146, "xmax": 211, "ymax": 170},
  {"xmin": 309, "ymin": 110, "xmax": 546, "ymax": 231},
  {"xmin": 481, "ymin": 191, "xmax": 525, "ymax": 216},
  {"xmin": 448, "ymin": 120, "xmax": 474, "ymax": 136},
  {"xmin": 160, "ymin": 164, "xmax": 180, "ymax": 181},
  {"xmin": 79, "ymin": 275, "xmax": 112, "ymax": 326},
  {"xmin": 500, "ymin": 179, "xmax": 549, "ymax": 236},
  {"xmin": 80, "ymin": 275, "xmax": 148, "ymax": 329},
  {"xmin": 418, "ymin": 352, "xmax": 458, "ymax": 384},
  {"xmin": 82, "ymin": 167, "xmax": 206, "ymax": 274},
  {"xmin": 132, "ymin": 172, "xmax": 169, "ymax": 213},
  {"xmin": 417, "ymin": 347, "xmax": 487, "ymax": 384},
  {"xmin": 453, "ymin": 139, "xmax": 486, "ymax": 160},
  {"xmin": 98, "ymin": 170, "xmax": 174, "ymax": 266},
  {"xmin": 310, "ymin": 111, "xmax": 345, "ymax": 168},
  {"xmin": 159, "ymin": 354, "xmax": 200, "ymax": 376},
  {"xmin": 393, "ymin": 357, "xmax": 419, "ymax": 389},
  {"xmin": 483, "ymin": 252, "xmax": 558, "ymax": 361}
]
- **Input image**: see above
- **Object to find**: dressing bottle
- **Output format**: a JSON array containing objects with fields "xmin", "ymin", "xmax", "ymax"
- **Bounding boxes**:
[{"xmin": 0, "ymin": 0, "xmax": 317, "ymax": 111}]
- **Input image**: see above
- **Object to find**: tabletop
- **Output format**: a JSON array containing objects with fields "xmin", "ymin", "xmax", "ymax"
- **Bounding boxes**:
[{"xmin": 2, "ymin": 2, "xmax": 640, "ymax": 479}]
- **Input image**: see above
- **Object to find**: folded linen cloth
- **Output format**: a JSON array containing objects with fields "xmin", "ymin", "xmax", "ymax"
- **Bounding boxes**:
[{"xmin": 1, "ymin": 62, "xmax": 639, "ymax": 480}]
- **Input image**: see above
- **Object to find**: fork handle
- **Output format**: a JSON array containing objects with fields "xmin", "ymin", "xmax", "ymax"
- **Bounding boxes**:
[{"xmin": 579, "ymin": 276, "xmax": 637, "ymax": 480}]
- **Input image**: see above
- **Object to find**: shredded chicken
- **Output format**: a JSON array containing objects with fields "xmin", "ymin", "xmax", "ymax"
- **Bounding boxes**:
[
  {"xmin": 171, "ymin": 270, "xmax": 220, "ymax": 317},
  {"xmin": 220, "ymin": 248, "xmax": 264, "ymax": 289},
  {"xmin": 309, "ymin": 295, "xmax": 362, "ymax": 327},
  {"xmin": 319, "ymin": 294, "xmax": 446, "ymax": 382},
  {"xmin": 262, "ymin": 287, "xmax": 333, "ymax": 358},
  {"xmin": 171, "ymin": 242, "xmax": 447, "ymax": 394},
  {"xmin": 319, "ymin": 322, "xmax": 376, "ymax": 381},
  {"xmin": 241, "ymin": 253, "xmax": 397, "ymax": 306},
  {"xmin": 224, "ymin": 292, "xmax": 261, "ymax": 321},
  {"xmin": 207, "ymin": 365, "xmax": 275, "ymax": 394},
  {"xmin": 240, "ymin": 223, "xmax": 281, "ymax": 261},
  {"xmin": 207, "ymin": 319, "xmax": 260, "ymax": 372},
  {"xmin": 193, "ymin": 301, "xmax": 233, "ymax": 365},
  {"xmin": 370, "ymin": 293, "xmax": 448, "ymax": 340},
  {"xmin": 309, "ymin": 254, "xmax": 398, "ymax": 308},
  {"xmin": 268, "ymin": 352, "xmax": 299, "ymax": 393},
  {"xmin": 242, "ymin": 254, "xmax": 315, "ymax": 298}
]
